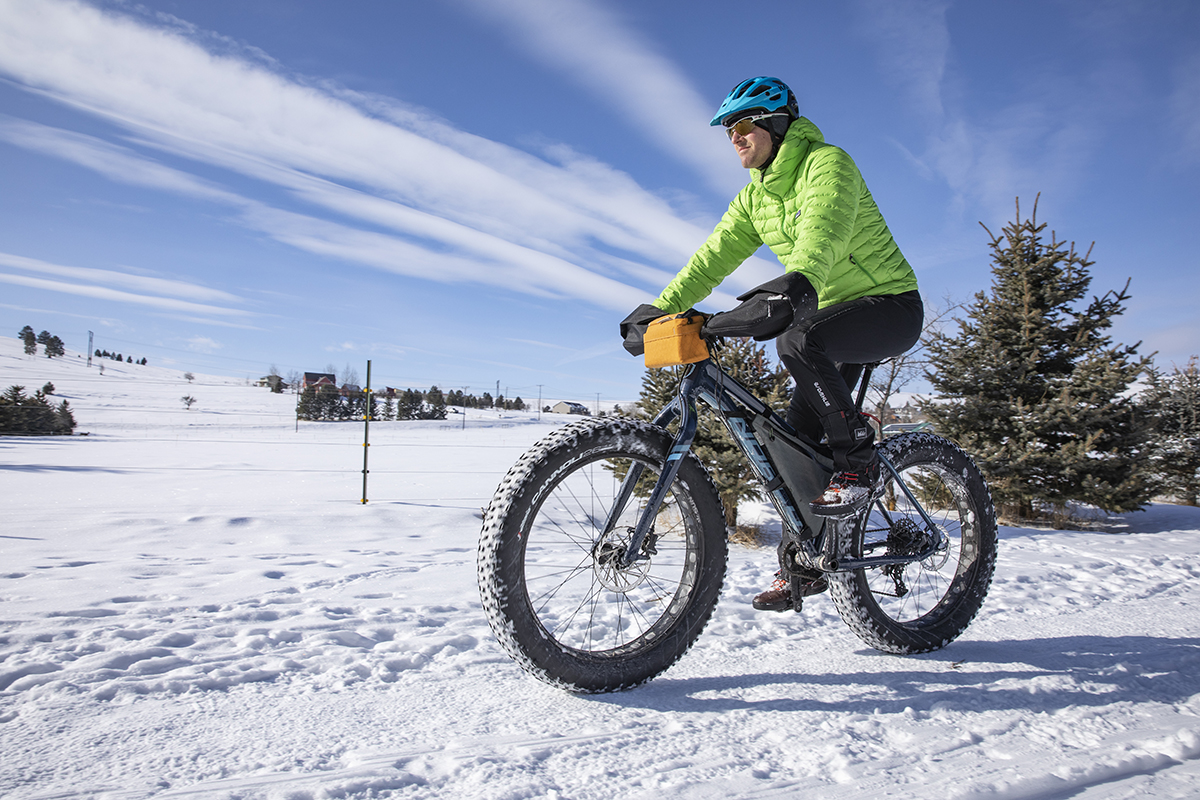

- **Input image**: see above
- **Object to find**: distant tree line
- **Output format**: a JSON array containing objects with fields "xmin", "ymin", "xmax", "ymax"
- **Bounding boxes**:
[
  {"xmin": 1, "ymin": 385, "xmax": 76, "ymax": 435},
  {"xmin": 296, "ymin": 386, "xmax": 450, "ymax": 421},
  {"xmin": 377, "ymin": 387, "xmax": 448, "ymax": 421},
  {"xmin": 18, "ymin": 326, "xmax": 65, "ymax": 358},
  {"xmin": 96, "ymin": 350, "xmax": 148, "ymax": 365},
  {"xmin": 444, "ymin": 390, "xmax": 526, "ymax": 411}
]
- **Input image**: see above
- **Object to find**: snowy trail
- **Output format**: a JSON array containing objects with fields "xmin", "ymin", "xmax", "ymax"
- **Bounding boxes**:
[{"xmin": 5, "ymin": 342, "xmax": 1200, "ymax": 799}]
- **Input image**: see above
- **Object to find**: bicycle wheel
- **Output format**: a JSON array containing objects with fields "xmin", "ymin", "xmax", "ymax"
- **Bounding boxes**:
[
  {"xmin": 478, "ymin": 417, "xmax": 727, "ymax": 692},
  {"xmin": 828, "ymin": 432, "xmax": 997, "ymax": 654}
]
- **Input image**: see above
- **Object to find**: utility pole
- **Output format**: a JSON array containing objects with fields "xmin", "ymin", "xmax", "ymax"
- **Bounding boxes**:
[
  {"xmin": 537, "ymin": 385, "xmax": 543, "ymax": 421},
  {"xmin": 361, "ymin": 360, "xmax": 371, "ymax": 504},
  {"xmin": 86, "ymin": 331, "xmax": 93, "ymax": 368}
]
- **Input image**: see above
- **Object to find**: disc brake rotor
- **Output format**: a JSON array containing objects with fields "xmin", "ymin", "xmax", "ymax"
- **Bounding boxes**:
[{"xmin": 593, "ymin": 529, "xmax": 652, "ymax": 592}]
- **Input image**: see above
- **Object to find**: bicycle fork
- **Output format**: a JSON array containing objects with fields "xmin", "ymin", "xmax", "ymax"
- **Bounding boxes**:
[
  {"xmin": 603, "ymin": 361, "xmax": 812, "ymax": 568},
  {"xmin": 602, "ymin": 369, "xmax": 701, "ymax": 569}
]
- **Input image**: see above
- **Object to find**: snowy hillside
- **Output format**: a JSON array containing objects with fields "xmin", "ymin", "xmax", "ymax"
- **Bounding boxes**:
[{"xmin": 4, "ymin": 336, "xmax": 1200, "ymax": 799}]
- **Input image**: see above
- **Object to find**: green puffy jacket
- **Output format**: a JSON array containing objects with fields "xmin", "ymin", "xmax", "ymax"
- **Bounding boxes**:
[{"xmin": 655, "ymin": 117, "xmax": 918, "ymax": 313}]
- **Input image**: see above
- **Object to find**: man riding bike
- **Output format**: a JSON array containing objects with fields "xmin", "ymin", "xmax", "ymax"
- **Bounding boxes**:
[{"xmin": 621, "ymin": 76, "xmax": 923, "ymax": 612}]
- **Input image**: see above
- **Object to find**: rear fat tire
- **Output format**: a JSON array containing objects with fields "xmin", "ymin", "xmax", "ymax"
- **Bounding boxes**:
[
  {"xmin": 477, "ymin": 418, "xmax": 727, "ymax": 692},
  {"xmin": 828, "ymin": 432, "xmax": 997, "ymax": 654}
]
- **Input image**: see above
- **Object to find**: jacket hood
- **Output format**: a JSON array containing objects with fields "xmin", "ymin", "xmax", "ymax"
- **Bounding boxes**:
[{"xmin": 751, "ymin": 117, "xmax": 824, "ymax": 188}]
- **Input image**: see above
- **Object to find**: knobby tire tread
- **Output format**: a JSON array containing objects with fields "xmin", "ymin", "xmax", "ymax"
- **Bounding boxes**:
[
  {"xmin": 477, "ymin": 417, "xmax": 727, "ymax": 692},
  {"xmin": 828, "ymin": 432, "xmax": 998, "ymax": 654}
]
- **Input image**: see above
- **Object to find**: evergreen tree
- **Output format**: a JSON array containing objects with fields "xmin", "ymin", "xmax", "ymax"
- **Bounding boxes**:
[
  {"xmin": 296, "ymin": 387, "xmax": 319, "ymax": 420},
  {"xmin": 636, "ymin": 338, "xmax": 790, "ymax": 529},
  {"xmin": 334, "ymin": 391, "xmax": 354, "ymax": 421},
  {"xmin": 343, "ymin": 391, "xmax": 363, "ymax": 421},
  {"xmin": 424, "ymin": 386, "xmax": 447, "ymax": 420},
  {"xmin": 397, "ymin": 389, "xmax": 422, "ymax": 420},
  {"xmin": 924, "ymin": 198, "xmax": 1152, "ymax": 521},
  {"xmin": 637, "ymin": 365, "xmax": 686, "ymax": 420},
  {"xmin": 317, "ymin": 385, "xmax": 341, "ymax": 420},
  {"xmin": 513, "ymin": 396, "xmax": 526, "ymax": 411},
  {"xmin": 381, "ymin": 394, "xmax": 396, "ymax": 421},
  {"xmin": 1, "ymin": 385, "xmax": 31, "ymax": 433},
  {"xmin": 481, "ymin": 392, "xmax": 494, "ymax": 409},
  {"xmin": 1145, "ymin": 357, "xmax": 1200, "ymax": 506},
  {"xmin": 0, "ymin": 385, "xmax": 76, "ymax": 434},
  {"xmin": 55, "ymin": 400, "xmax": 76, "ymax": 434},
  {"xmin": 19, "ymin": 325, "xmax": 37, "ymax": 355}
]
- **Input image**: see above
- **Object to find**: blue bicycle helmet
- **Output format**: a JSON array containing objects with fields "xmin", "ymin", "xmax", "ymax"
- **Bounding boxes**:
[{"xmin": 710, "ymin": 76, "xmax": 798, "ymax": 127}]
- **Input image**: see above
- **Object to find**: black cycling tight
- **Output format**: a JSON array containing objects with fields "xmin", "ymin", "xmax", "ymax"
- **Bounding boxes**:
[{"xmin": 775, "ymin": 290, "xmax": 923, "ymax": 472}]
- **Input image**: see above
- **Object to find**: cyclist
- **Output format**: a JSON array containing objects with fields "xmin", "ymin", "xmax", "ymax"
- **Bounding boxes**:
[{"xmin": 621, "ymin": 76, "xmax": 923, "ymax": 612}]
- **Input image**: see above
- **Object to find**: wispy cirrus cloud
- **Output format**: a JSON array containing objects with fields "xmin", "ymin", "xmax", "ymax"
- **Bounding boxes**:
[
  {"xmin": 853, "ymin": 0, "xmax": 1128, "ymax": 223},
  {"xmin": 853, "ymin": 0, "xmax": 951, "ymax": 124},
  {"xmin": 0, "ymin": 250, "xmax": 244, "ymax": 305},
  {"xmin": 0, "ymin": 117, "xmax": 242, "ymax": 206},
  {"xmin": 0, "ymin": 0, "xmax": 773, "ymax": 313},
  {"xmin": 455, "ymin": 0, "xmax": 744, "ymax": 196},
  {"xmin": 0, "ymin": 255, "xmax": 250, "ymax": 318},
  {"xmin": 186, "ymin": 336, "xmax": 222, "ymax": 353}
]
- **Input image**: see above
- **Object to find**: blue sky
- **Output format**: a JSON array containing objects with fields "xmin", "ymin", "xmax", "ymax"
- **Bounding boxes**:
[{"xmin": 0, "ymin": 0, "xmax": 1196, "ymax": 407}]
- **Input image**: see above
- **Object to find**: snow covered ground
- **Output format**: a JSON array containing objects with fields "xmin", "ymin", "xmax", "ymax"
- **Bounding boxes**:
[{"xmin": 4, "ymin": 337, "xmax": 1200, "ymax": 799}]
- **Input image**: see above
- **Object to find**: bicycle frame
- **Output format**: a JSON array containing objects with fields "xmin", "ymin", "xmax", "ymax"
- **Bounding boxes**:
[{"xmin": 607, "ymin": 357, "xmax": 946, "ymax": 573}]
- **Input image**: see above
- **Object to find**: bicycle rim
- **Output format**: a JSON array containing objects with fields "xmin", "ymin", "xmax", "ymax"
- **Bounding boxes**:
[
  {"xmin": 522, "ymin": 453, "xmax": 702, "ymax": 655},
  {"xmin": 859, "ymin": 460, "xmax": 975, "ymax": 623}
]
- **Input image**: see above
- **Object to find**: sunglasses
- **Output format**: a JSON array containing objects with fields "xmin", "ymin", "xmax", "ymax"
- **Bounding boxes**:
[{"xmin": 724, "ymin": 112, "xmax": 788, "ymax": 139}]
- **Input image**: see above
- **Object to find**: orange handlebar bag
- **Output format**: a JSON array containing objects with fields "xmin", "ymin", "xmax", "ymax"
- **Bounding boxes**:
[{"xmin": 643, "ymin": 312, "xmax": 710, "ymax": 369}]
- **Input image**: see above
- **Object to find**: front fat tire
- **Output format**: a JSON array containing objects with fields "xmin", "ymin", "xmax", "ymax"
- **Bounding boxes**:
[
  {"xmin": 828, "ymin": 432, "xmax": 997, "ymax": 654},
  {"xmin": 477, "ymin": 417, "xmax": 727, "ymax": 693}
]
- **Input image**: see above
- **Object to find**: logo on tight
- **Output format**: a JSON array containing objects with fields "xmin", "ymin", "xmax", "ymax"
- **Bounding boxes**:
[{"xmin": 813, "ymin": 381, "xmax": 830, "ymax": 408}]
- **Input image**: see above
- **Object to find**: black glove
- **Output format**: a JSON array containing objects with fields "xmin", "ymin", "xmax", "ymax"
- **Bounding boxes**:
[
  {"xmin": 700, "ymin": 272, "xmax": 818, "ymax": 341},
  {"xmin": 619, "ymin": 303, "xmax": 667, "ymax": 356}
]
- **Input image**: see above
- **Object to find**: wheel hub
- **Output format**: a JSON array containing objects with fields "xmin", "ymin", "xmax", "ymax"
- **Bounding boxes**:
[
  {"xmin": 593, "ymin": 529, "xmax": 652, "ymax": 592},
  {"xmin": 887, "ymin": 518, "xmax": 931, "ymax": 557}
]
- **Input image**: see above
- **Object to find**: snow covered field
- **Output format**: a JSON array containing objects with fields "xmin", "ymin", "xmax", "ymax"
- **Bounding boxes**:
[{"xmin": 4, "ymin": 337, "xmax": 1200, "ymax": 800}]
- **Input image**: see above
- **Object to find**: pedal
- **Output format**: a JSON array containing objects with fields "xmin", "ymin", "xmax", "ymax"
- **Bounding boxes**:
[{"xmin": 788, "ymin": 574, "xmax": 829, "ymax": 613}]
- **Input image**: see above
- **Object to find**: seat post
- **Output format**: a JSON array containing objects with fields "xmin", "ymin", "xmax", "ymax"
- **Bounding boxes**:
[{"xmin": 854, "ymin": 363, "xmax": 876, "ymax": 412}]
